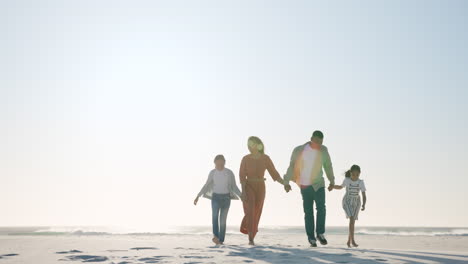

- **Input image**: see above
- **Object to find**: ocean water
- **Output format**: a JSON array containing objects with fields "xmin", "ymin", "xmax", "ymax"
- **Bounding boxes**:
[{"xmin": 1, "ymin": 226, "xmax": 467, "ymax": 237}]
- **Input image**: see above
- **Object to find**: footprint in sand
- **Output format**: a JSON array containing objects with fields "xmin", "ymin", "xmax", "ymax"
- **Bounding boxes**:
[
  {"xmin": 182, "ymin": 255, "xmax": 213, "ymax": 259},
  {"xmin": 0, "ymin": 254, "xmax": 19, "ymax": 259},
  {"xmin": 375, "ymin": 259, "xmax": 388, "ymax": 262},
  {"xmin": 130, "ymin": 247, "xmax": 158, "ymax": 251},
  {"xmin": 138, "ymin": 256, "xmax": 171, "ymax": 263},
  {"xmin": 64, "ymin": 255, "xmax": 108, "ymax": 262},
  {"xmin": 175, "ymin": 247, "xmax": 200, "ymax": 251},
  {"xmin": 56, "ymin": 250, "xmax": 83, "ymax": 254},
  {"xmin": 227, "ymin": 252, "xmax": 249, "ymax": 257},
  {"xmin": 110, "ymin": 257, "xmax": 134, "ymax": 264},
  {"xmin": 207, "ymin": 249, "xmax": 223, "ymax": 253}
]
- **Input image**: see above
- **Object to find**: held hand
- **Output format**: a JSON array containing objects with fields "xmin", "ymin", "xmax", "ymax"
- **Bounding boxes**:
[
  {"xmin": 328, "ymin": 185, "xmax": 334, "ymax": 192},
  {"xmin": 193, "ymin": 197, "xmax": 199, "ymax": 206},
  {"xmin": 284, "ymin": 184, "xmax": 292, "ymax": 193},
  {"xmin": 274, "ymin": 178, "xmax": 284, "ymax": 187},
  {"xmin": 361, "ymin": 205, "xmax": 366, "ymax": 211}
]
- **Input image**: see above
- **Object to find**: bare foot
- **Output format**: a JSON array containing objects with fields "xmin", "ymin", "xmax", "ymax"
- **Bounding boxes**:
[
  {"xmin": 212, "ymin": 237, "xmax": 220, "ymax": 245},
  {"xmin": 347, "ymin": 241, "xmax": 351, "ymax": 248},
  {"xmin": 249, "ymin": 240, "xmax": 255, "ymax": 246},
  {"xmin": 351, "ymin": 241, "xmax": 359, "ymax": 247}
]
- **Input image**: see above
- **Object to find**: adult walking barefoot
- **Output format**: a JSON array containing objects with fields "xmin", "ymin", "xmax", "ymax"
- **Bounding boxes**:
[{"xmin": 239, "ymin": 136, "xmax": 284, "ymax": 246}]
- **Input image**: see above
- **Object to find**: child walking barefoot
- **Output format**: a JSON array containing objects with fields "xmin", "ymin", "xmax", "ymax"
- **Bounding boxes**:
[
  {"xmin": 329, "ymin": 165, "xmax": 367, "ymax": 248},
  {"xmin": 194, "ymin": 155, "xmax": 243, "ymax": 245}
]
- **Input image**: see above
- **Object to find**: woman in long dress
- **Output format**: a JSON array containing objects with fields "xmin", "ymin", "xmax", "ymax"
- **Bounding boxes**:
[{"xmin": 239, "ymin": 136, "xmax": 285, "ymax": 245}]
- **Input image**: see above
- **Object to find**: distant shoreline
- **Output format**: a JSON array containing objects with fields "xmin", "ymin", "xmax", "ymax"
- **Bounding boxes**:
[{"xmin": 1, "ymin": 226, "xmax": 467, "ymax": 237}]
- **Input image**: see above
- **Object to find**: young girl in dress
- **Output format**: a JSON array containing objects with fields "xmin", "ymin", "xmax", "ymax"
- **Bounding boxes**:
[{"xmin": 329, "ymin": 165, "xmax": 367, "ymax": 248}]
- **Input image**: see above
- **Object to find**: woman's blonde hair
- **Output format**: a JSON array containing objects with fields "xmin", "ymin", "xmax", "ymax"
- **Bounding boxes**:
[{"xmin": 248, "ymin": 136, "xmax": 265, "ymax": 154}]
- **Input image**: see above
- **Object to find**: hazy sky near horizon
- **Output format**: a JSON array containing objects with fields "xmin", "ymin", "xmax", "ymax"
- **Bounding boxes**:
[{"xmin": 1, "ymin": 0, "xmax": 467, "ymax": 229}]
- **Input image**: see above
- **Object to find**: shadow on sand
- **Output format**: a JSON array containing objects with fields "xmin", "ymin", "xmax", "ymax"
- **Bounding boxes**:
[{"xmin": 224, "ymin": 245, "xmax": 468, "ymax": 264}]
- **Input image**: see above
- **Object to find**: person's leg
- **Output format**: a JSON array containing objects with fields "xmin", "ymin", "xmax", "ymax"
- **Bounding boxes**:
[
  {"xmin": 240, "ymin": 191, "xmax": 249, "ymax": 234},
  {"xmin": 314, "ymin": 187, "xmax": 328, "ymax": 245},
  {"xmin": 351, "ymin": 199, "xmax": 361, "ymax": 247},
  {"xmin": 244, "ymin": 185, "xmax": 257, "ymax": 244},
  {"xmin": 218, "ymin": 196, "xmax": 231, "ymax": 243},
  {"xmin": 211, "ymin": 196, "xmax": 220, "ymax": 243},
  {"xmin": 300, "ymin": 186, "xmax": 316, "ymax": 242},
  {"xmin": 350, "ymin": 217, "xmax": 358, "ymax": 247},
  {"xmin": 347, "ymin": 218, "xmax": 352, "ymax": 247},
  {"xmin": 251, "ymin": 183, "xmax": 265, "ymax": 240},
  {"xmin": 314, "ymin": 187, "xmax": 326, "ymax": 236}
]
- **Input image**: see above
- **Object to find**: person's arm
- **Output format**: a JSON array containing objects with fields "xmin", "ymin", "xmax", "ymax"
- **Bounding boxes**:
[
  {"xmin": 283, "ymin": 147, "xmax": 298, "ymax": 192},
  {"xmin": 361, "ymin": 192, "xmax": 367, "ymax": 211},
  {"xmin": 329, "ymin": 178, "xmax": 347, "ymax": 191},
  {"xmin": 361, "ymin": 180, "xmax": 367, "ymax": 210},
  {"xmin": 323, "ymin": 147, "xmax": 335, "ymax": 187},
  {"xmin": 239, "ymin": 157, "xmax": 248, "ymax": 201},
  {"xmin": 229, "ymin": 170, "xmax": 242, "ymax": 199},
  {"xmin": 194, "ymin": 172, "xmax": 213, "ymax": 205},
  {"xmin": 266, "ymin": 155, "xmax": 284, "ymax": 185}
]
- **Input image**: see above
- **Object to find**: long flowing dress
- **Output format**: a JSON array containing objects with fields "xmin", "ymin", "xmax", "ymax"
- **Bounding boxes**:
[{"xmin": 239, "ymin": 154, "xmax": 282, "ymax": 238}]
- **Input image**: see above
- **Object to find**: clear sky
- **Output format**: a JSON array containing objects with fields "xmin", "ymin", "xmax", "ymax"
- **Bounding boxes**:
[{"xmin": 1, "ymin": 0, "xmax": 467, "ymax": 229}]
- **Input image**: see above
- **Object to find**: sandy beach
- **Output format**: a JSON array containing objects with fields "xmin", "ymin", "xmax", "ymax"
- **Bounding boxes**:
[
  {"xmin": 2, "ymin": 2, "xmax": 468, "ymax": 264},
  {"xmin": 1, "ymin": 232, "xmax": 467, "ymax": 264}
]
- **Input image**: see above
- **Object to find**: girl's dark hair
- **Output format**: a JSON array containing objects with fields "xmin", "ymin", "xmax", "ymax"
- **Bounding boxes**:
[
  {"xmin": 248, "ymin": 136, "xmax": 265, "ymax": 155},
  {"xmin": 345, "ymin": 164, "xmax": 361, "ymax": 178}
]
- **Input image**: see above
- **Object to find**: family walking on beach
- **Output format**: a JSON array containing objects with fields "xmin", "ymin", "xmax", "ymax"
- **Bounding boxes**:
[{"xmin": 194, "ymin": 131, "xmax": 367, "ymax": 248}]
